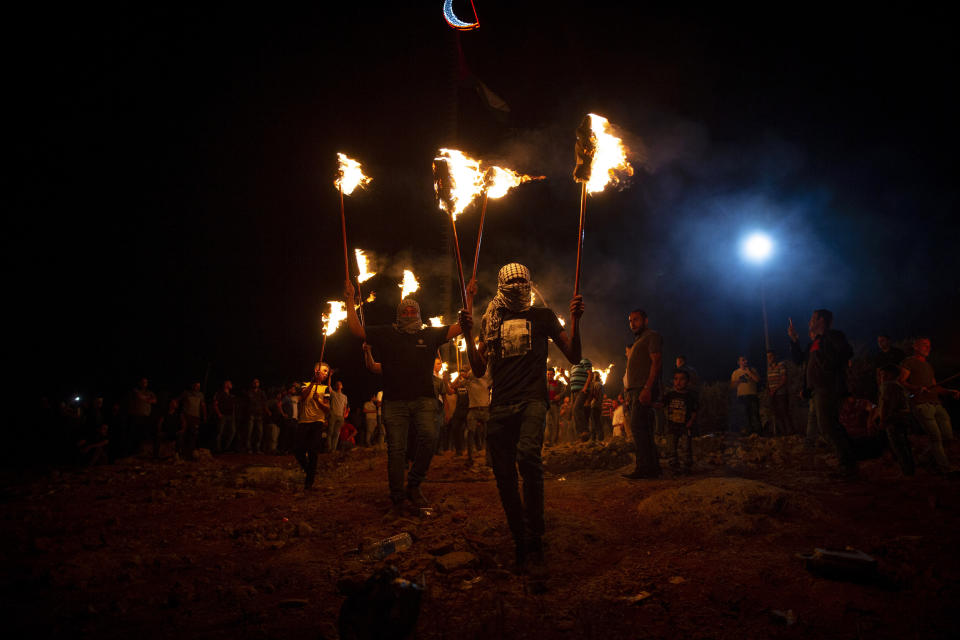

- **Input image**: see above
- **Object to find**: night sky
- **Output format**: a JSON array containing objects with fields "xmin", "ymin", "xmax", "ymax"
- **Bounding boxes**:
[{"xmin": 11, "ymin": 3, "xmax": 959, "ymax": 403}]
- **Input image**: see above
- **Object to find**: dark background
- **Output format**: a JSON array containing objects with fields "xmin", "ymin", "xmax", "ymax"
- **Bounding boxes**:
[{"xmin": 9, "ymin": 3, "xmax": 958, "ymax": 404}]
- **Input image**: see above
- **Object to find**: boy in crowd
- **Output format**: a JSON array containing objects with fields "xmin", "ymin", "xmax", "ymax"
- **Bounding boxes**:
[{"xmin": 661, "ymin": 370, "xmax": 698, "ymax": 473}]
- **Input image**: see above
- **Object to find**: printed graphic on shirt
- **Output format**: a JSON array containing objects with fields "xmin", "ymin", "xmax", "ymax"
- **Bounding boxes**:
[
  {"xmin": 667, "ymin": 397, "xmax": 688, "ymax": 424},
  {"xmin": 500, "ymin": 318, "xmax": 532, "ymax": 359}
]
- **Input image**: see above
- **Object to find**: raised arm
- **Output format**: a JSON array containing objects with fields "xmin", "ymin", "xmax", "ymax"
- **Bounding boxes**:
[
  {"xmin": 344, "ymin": 279, "xmax": 366, "ymax": 340},
  {"xmin": 554, "ymin": 294, "xmax": 584, "ymax": 365},
  {"xmin": 459, "ymin": 279, "xmax": 487, "ymax": 378}
]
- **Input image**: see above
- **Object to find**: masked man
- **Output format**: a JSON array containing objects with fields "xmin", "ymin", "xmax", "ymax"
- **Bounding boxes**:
[
  {"xmin": 345, "ymin": 279, "xmax": 462, "ymax": 513},
  {"xmin": 460, "ymin": 263, "xmax": 583, "ymax": 573}
]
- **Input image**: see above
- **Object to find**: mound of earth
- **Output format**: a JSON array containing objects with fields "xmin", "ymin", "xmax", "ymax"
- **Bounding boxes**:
[
  {"xmin": 544, "ymin": 438, "xmax": 633, "ymax": 473},
  {"xmin": 636, "ymin": 477, "xmax": 824, "ymax": 537}
]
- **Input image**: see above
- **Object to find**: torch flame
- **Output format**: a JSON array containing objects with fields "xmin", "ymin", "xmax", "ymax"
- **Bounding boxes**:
[
  {"xmin": 558, "ymin": 316, "xmax": 566, "ymax": 328},
  {"xmin": 366, "ymin": 291, "xmax": 376, "ymax": 303},
  {"xmin": 583, "ymin": 114, "xmax": 633, "ymax": 194},
  {"xmin": 335, "ymin": 153, "xmax": 372, "ymax": 195},
  {"xmin": 355, "ymin": 248, "xmax": 376, "ymax": 283},
  {"xmin": 433, "ymin": 148, "xmax": 484, "ymax": 220},
  {"xmin": 530, "ymin": 290, "xmax": 537, "ymax": 306},
  {"xmin": 322, "ymin": 300, "xmax": 348, "ymax": 336},
  {"xmin": 597, "ymin": 364, "xmax": 615, "ymax": 385},
  {"xmin": 450, "ymin": 371, "xmax": 459, "ymax": 383},
  {"xmin": 457, "ymin": 335, "xmax": 467, "ymax": 352},
  {"xmin": 429, "ymin": 316, "xmax": 444, "ymax": 327},
  {"xmin": 399, "ymin": 269, "xmax": 420, "ymax": 300},
  {"xmin": 439, "ymin": 362, "xmax": 449, "ymax": 377},
  {"xmin": 483, "ymin": 165, "xmax": 544, "ymax": 200}
]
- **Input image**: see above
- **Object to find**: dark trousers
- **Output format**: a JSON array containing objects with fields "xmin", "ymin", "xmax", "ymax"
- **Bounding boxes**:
[
  {"xmin": 739, "ymin": 395, "xmax": 762, "ymax": 434},
  {"xmin": 588, "ymin": 403, "xmax": 604, "ymax": 441},
  {"xmin": 627, "ymin": 389, "xmax": 661, "ymax": 476},
  {"xmin": 573, "ymin": 391, "xmax": 589, "ymax": 437},
  {"xmin": 278, "ymin": 418, "xmax": 297, "ymax": 453},
  {"xmin": 179, "ymin": 416, "xmax": 200, "ymax": 459},
  {"xmin": 884, "ymin": 419, "xmax": 915, "ymax": 475},
  {"xmin": 293, "ymin": 421, "xmax": 327, "ymax": 488},
  {"xmin": 451, "ymin": 412, "xmax": 468, "ymax": 454},
  {"xmin": 487, "ymin": 400, "xmax": 547, "ymax": 545},
  {"xmin": 770, "ymin": 393, "xmax": 791, "ymax": 436},
  {"xmin": 666, "ymin": 423, "xmax": 693, "ymax": 469},
  {"xmin": 383, "ymin": 398, "xmax": 438, "ymax": 502},
  {"xmin": 811, "ymin": 388, "xmax": 857, "ymax": 470}
]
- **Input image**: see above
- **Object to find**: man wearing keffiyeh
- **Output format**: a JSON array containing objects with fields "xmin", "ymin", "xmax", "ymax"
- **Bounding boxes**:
[
  {"xmin": 344, "ymin": 279, "xmax": 464, "ymax": 514},
  {"xmin": 460, "ymin": 263, "xmax": 584, "ymax": 577}
]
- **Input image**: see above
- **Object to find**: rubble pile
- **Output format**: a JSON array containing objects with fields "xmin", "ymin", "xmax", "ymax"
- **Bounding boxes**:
[
  {"xmin": 636, "ymin": 477, "xmax": 824, "ymax": 538},
  {"xmin": 543, "ymin": 437, "xmax": 634, "ymax": 473}
]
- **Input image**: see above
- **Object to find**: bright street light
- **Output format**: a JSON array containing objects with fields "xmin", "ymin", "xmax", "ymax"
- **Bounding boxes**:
[
  {"xmin": 739, "ymin": 231, "xmax": 775, "ymax": 350},
  {"xmin": 741, "ymin": 232, "xmax": 773, "ymax": 263}
]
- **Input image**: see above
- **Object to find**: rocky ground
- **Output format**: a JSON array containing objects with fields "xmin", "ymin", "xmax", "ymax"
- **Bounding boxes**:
[{"xmin": 2, "ymin": 434, "xmax": 959, "ymax": 639}]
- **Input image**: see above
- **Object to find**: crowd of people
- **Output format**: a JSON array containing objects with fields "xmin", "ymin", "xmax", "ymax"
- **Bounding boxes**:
[{"xmin": 34, "ymin": 270, "xmax": 958, "ymax": 573}]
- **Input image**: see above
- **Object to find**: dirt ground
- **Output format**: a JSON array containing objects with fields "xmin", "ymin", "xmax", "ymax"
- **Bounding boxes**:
[{"xmin": 2, "ymin": 435, "xmax": 959, "ymax": 639}]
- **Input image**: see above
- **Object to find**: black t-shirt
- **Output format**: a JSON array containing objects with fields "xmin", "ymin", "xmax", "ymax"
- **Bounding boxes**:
[
  {"xmin": 662, "ymin": 389, "xmax": 699, "ymax": 427},
  {"xmin": 487, "ymin": 307, "xmax": 564, "ymax": 407},
  {"xmin": 365, "ymin": 325, "xmax": 449, "ymax": 401},
  {"xmin": 875, "ymin": 347, "xmax": 906, "ymax": 371}
]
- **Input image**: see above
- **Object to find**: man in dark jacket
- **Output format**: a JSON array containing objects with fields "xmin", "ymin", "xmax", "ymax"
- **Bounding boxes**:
[{"xmin": 789, "ymin": 309, "xmax": 857, "ymax": 476}]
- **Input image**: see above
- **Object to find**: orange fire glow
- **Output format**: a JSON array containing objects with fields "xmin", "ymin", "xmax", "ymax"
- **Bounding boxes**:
[
  {"xmin": 584, "ymin": 114, "xmax": 633, "ymax": 194},
  {"xmin": 334, "ymin": 153, "xmax": 372, "ymax": 195}
]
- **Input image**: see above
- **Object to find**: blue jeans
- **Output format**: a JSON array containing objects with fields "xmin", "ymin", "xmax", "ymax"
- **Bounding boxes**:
[
  {"xmin": 383, "ymin": 398, "xmax": 439, "ymax": 502},
  {"xmin": 486, "ymin": 400, "xmax": 547, "ymax": 544},
  {"xmin": 246, "ymin": 415, "xmax": 264, "ymax": 453},
  {"xmin": 216, "ymin": 415, "xmax": 236, "ymax": 453}
]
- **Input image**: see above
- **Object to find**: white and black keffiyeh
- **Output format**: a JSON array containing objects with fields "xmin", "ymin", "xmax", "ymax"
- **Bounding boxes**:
[
  {"xmin": 481, "ymin": 262, "xmax": 532, "ymax": 348},
  {"xmin": 394, "ymin": 298, "xmax": 422, "ymax": 334}
]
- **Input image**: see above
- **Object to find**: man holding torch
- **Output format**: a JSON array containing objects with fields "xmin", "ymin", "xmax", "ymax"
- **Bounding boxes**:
[
  {"xmin": 460, "ymin": 264, "xmax": 584, "ymax": 573},
  {"xmin": 344, "ymin": 279, "xmax": 463, "ymax": 513}
]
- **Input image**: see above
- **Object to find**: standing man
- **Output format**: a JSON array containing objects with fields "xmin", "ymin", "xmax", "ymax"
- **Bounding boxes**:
[
  {"xmin": 295, "ymin": 362, "xmax": 330, "ymax": 489},
  {"xmin": 464, "ymin": 367, "xmax": 491, "ymax": 465},
  {"xmin": 766, "ymin": 350, "xmax": 791, "ymax": 435},
  {"xmin": 568, "ymin": 358, "xmax": 593, "ymax": 440},
  {"xmin": 213, "ymin": 380, "xmax": 236, "ymax": 454},
  {"xmin": 179, "ymin": 382, "xmax": 206, "ymax": 459},
  {"xmin": 246, "ymin": 378, "xmax": 267, "ymax": 454},
  {"xmin": 900, "ymin": 337, "xmax": 958, "ymax": 473},
  {"xmin": 622, "ymin": 309, "xmax": 663, "ymax": 479},
  {"xmin": 875, "ymin": 334, "xmax": 906, "ymax": 398},
  {"xmin": 362, "ymin": 392, "xmax": 380, "ymax": 447},
  {"xmin": 731, "ymin": 356, "xmax": 762, "ymax": 435},
  {"xmin": 460, "ymin": 264, "xmax": 583, "ymax": 571},
  {"xmin": 128, "ymin": 377, "xmax": 157, "ymax": 455},
  {"xmin": 345, "ymin": 279, "xmax": 461, "ymax": 512},
  {"xmin": 789, "ymin": 309, "xmax": 857, "ymax": 477},
  {"xmin": 328, "ymin": 380, "xmax": 349, "ymax": 452}
]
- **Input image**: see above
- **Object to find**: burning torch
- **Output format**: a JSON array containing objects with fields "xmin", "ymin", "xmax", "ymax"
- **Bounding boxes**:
[
  {"xmin": 319, "ymin": 300, "xmax": 348, "ymax": 365},
  {"xmin": 334, "ymin": 152, "xmax": 371, "ymax": 280},
  {"xmin": 472, "ymin": 165, "xmax": 544, "ymax": 280},
  {"xmin": 572, "ymin": 114, "xmax": 633, "ymax": 332}
]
